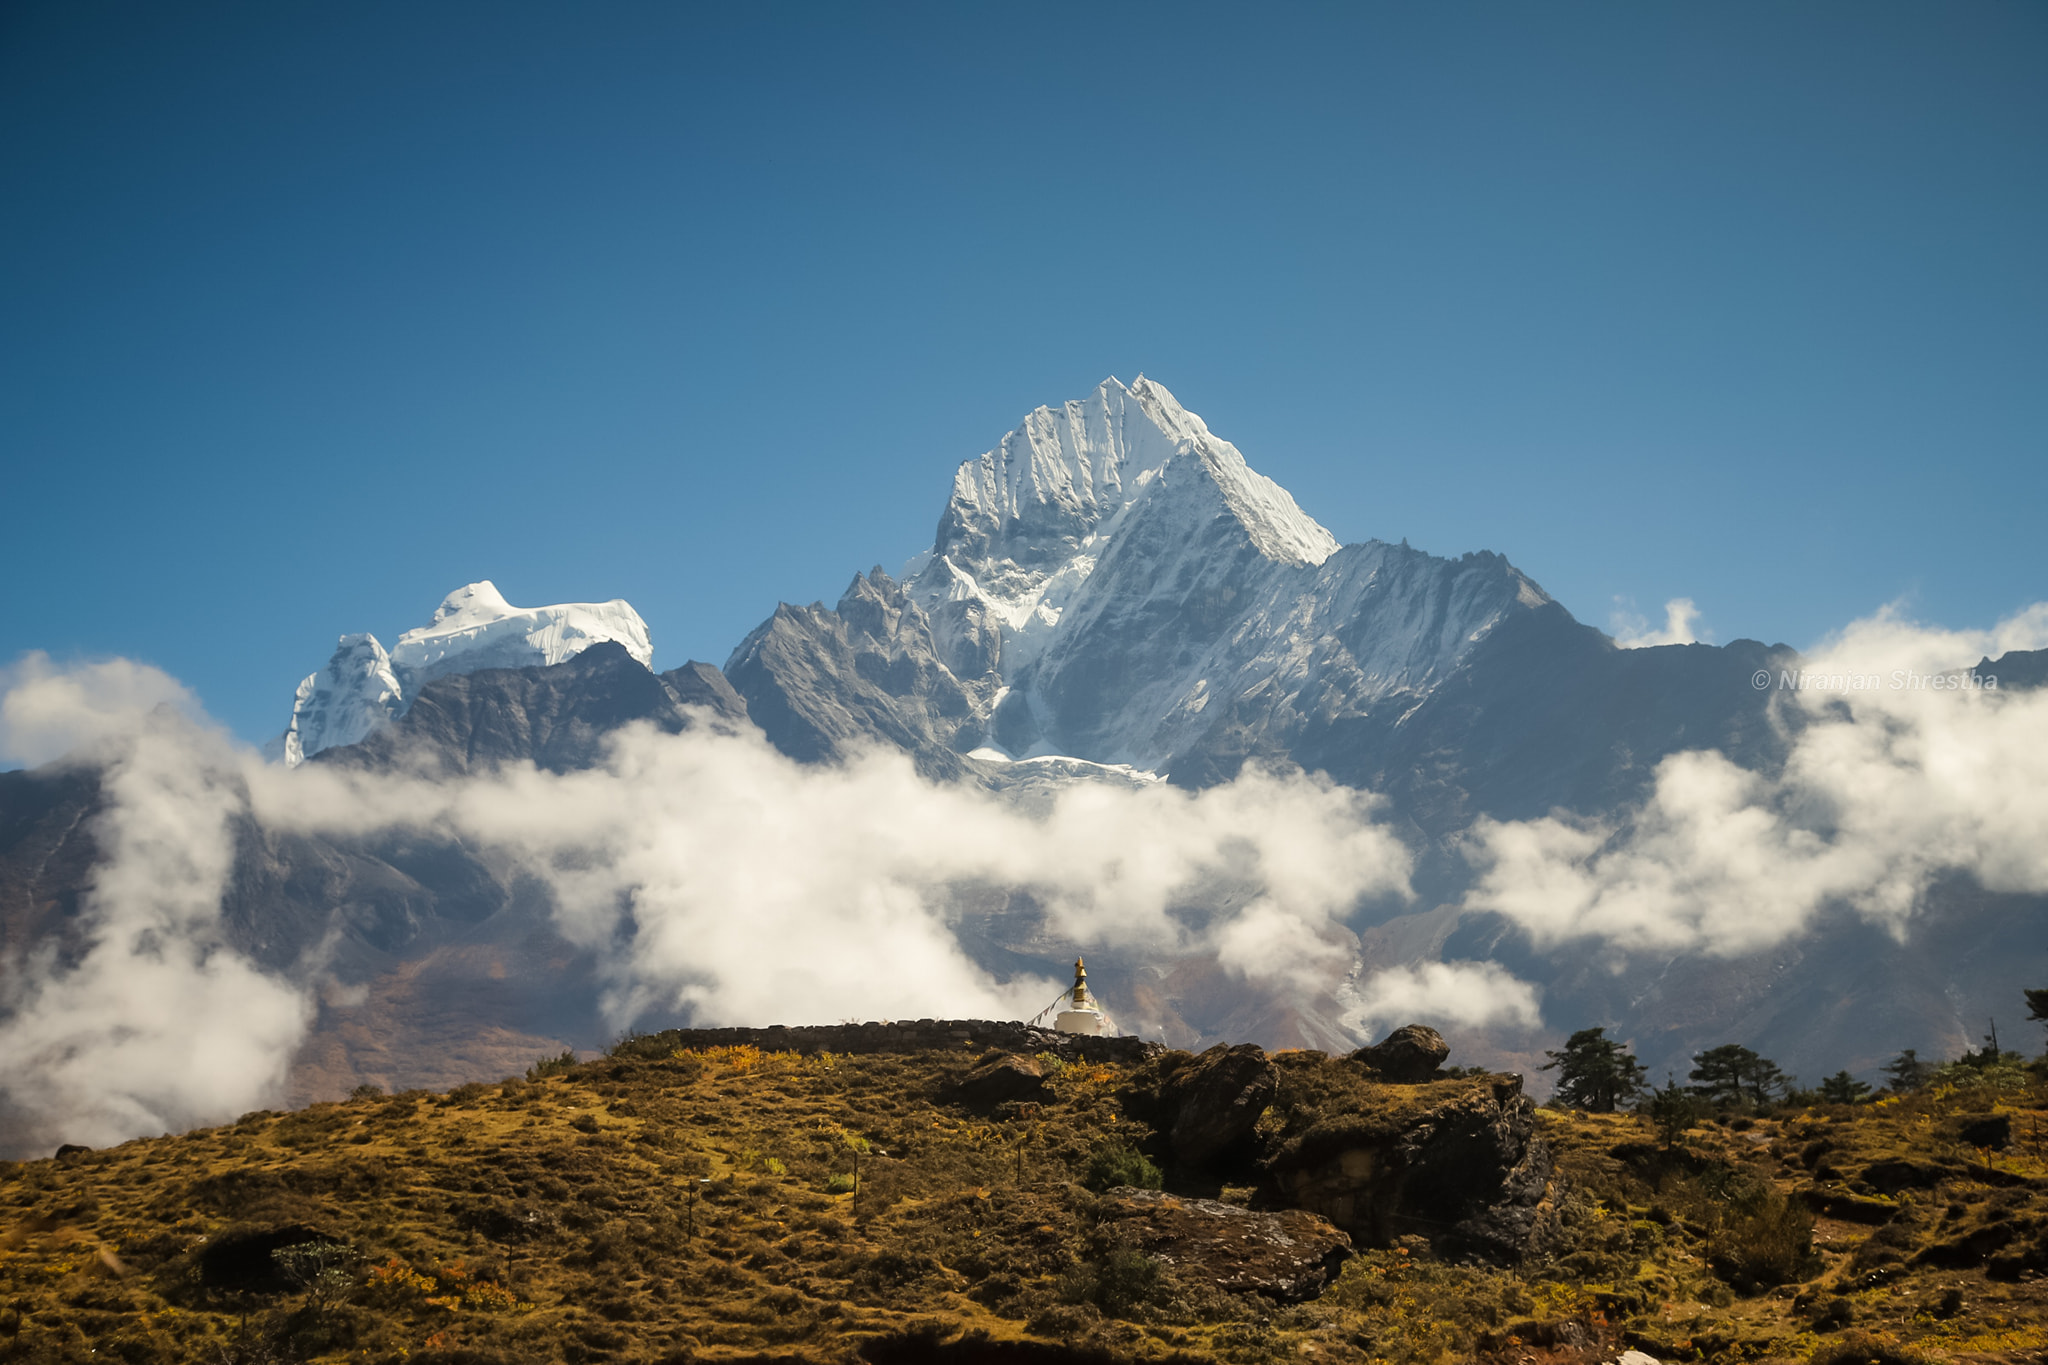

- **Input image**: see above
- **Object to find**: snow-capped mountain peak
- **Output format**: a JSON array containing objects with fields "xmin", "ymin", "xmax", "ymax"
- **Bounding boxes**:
[
  {"xmin": 914, "ymin": 377, "xmax": 1337, "ymax": 680},
  {"xmin": 389, "ymin": 580, "xmax": 651, "ymax": 692},
  {"xmin": 719, "ymin": 376, "xmax": 1553, "ymax": 779},
  {"xmin": 274, "ymin": 582, "xmax": 653, "ymax": 765}
]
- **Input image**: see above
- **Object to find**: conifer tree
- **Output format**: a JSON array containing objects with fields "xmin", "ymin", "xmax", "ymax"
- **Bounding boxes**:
[
  {"xmin": 1541, "ymin": 1027, "xmax": 1647, "ymax": 1112},
  {"xmin": 1817, "ymin": 1071, "xmax": 1871, "ymax": 1104},
  {"xmin": 1882, "ymin": 1048, "xmax": 1933, "ymax": 1093},
  {"xmin": 1642, "ymin": 1074, "xmax": 1708, "ymax": 1148},
  {"xmin": 1687, "ymin": 1043, "xmax": 1791, "ymax": 1107}
]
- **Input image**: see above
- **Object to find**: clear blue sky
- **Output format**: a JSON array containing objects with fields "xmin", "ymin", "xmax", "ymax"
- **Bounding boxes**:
[{"xmin": 4, "ymin": 2, "xmax": 2044, "ymax": 745}]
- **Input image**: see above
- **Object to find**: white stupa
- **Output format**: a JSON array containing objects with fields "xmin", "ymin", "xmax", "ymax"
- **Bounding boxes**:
[{"xmin": 1054, "ymin": 957, "xmax": 1109, "ymax": 1036}]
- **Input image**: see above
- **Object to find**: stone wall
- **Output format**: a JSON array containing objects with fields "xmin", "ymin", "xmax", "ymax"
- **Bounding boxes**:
[{"xmin": 634, "ymin": 1019, "xmax": 1161, "ymax": 1066}]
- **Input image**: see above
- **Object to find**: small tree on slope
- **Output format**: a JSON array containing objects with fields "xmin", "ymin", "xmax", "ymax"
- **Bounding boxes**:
[{"xmin": 1541, "ymin": 1028, "xmax": 1648, "ymax": 1112}]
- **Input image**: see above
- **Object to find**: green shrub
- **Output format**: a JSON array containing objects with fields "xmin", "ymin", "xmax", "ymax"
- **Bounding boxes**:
[
  {"xmin": 1060, "ymin": 1247, "xmax": 1172, "ymax": 1319},
  {"xmin": 825, "ymin": 1173, "xmax": 857, "ymax": 1195},
  {"xmin": 1081, "ymin": 1143, "xmax": 1162, "ymax": 1193},
  {"xmin": 528, "ymin": 1049, "xmax": 578, "ymax": 1081}
]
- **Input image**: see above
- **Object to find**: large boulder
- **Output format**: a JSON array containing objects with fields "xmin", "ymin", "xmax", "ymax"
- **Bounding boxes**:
[
  {"xmin": 1096, "ymin": 1188, "xmax": 1353, "ymax": 1302},
  {"xmin": 1347, "ymin": 1024, "xmax": 1449, "ymax": 1082},
  {"xmin": 1263, "ymin": 1067, "xmax": 1559, "ymax": 1264},
  {"xmin": 948, "ymin": 1052, "xmax": 1050, "ymax": 1110},
  {"xmin": 1162, "ymin": 1044, "xmax": 1278, "ymax": 1170}
]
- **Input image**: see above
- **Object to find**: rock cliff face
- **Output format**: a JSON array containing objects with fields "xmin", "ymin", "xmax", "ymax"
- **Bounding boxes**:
[
  {"xmin": 1126, "ymin": 1040, "xmax": 1559, "ymax": 1265},
  {"xmin": 1264, "ymin": 1068, "xmax": 1559, "ymax": 1264},
  {"xmin": 317, "ymin": 642, "xmax": 748, "ymax": 777},
  {"xmin": 722, "ymin": 569, "xmax": 986, "ymax": 781}
]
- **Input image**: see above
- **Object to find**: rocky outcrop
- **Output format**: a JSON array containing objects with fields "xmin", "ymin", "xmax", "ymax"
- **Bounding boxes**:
[
  {"xmin": 950, "ymin": 1053, "xmax": 1051, "ymax": 1109},
  {"xmin": 1348, "ymin": 1025, "xmax": 1449, "ymax": 1082},
  {"xmin": 1161, "ymin": 1044, "xmax": 1278, "ymax": 1170},
  {"xmin": 1262, "ymin": 1064, "xmax": 1559, "ymax": 1264},
  {"xmin": 1095, "ymin": 1188, "xmax": 1352, "ymax": 1302}
]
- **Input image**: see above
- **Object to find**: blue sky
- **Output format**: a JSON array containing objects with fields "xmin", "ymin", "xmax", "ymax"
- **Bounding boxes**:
[{"xmin": 4, "ymin": 2, "xmax": 2044, "ymax": 746}]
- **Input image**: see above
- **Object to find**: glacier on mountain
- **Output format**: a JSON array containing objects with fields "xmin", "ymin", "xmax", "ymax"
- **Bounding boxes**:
[{"xmin": 273, "ymin": 581, "xmax": 652, "ymax": 765}]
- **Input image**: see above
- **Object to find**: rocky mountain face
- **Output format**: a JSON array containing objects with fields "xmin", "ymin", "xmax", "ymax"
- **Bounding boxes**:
[
  {"xmin": 729, "ymin": 379, "xmax": 1568, "ymax": 790},
  {"xmin": 724, "ymin": 378, "xmax": 1801, "ymax": 833},
  {"xmin": 318, "ymin": 642, "xmax": 748, "ymax": 778}
]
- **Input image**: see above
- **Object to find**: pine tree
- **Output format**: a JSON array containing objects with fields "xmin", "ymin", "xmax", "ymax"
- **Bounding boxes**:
[
  {"xmin": 1541, "ymin": 1028, "xmax": 1648, "ymax": 1112},
  {"xmin": 1641, "ymin": 1075, "xmax": 1708, "ymax": 1148},
  {"xmin": 1687, "ymin": 1044, "xmax": 1791, "ymax": 1107},
  {"xmin": 1817, "ymin": 1071, "xmax": 1871, "ymax": 1104},
  {"xmin": 1746, "ymin": 1057, "xmax": 1792, "ymax": 1106},
  {"xmin": 1688, "ymin": 1044, "xmax": 1760, "ymax": 1106},
  {"xmin": 1882, "ymin": 1049, "xmax": 1933, "ymax": 1093}
]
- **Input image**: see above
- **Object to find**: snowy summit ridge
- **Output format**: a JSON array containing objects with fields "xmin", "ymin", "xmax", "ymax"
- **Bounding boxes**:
[
  {"xmin": 922, "ymin": 377, "xmax": 1336, "ymax": 658},
  {"xmin": 728, "ymin": 375, "xmax": 1554, "ymax": 782},
  {"xmin": 273, "ymin": 581, "xmax": 651, "ymax": 765}
]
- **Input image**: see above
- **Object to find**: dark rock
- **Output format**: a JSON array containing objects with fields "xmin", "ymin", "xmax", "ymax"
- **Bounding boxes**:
[
  {"xmin": 53, "ymin": 1143, "xmax": 90, "ymax": 1159},
  {"xmin": 950, "ymin": 1053, "xmax": 1050, "ymax": 1109},
  {"xmin": 198, "ymin": 1224, "xmax": 334, "ymax": 1293},
  {"xmin": 453, "ymin": 1196, "xmax": 559, "ymax": 1243},
  {"xmin": 1162, "ymin": 1044, "xmax": 1277, "ymax": 1170},
  {"xmin": 1917, "ymin": 1222, "xmax": 2021, "ymax": 1270},
  {"xmin": 1266, "ymin": 1073, "xmax": 1559, "ymax": 1263},
  {"xmin": 1797, "ymin": 1186, "xmax": 1898, "ymax": 1225},
  {"xmin": 1348, "ymin": 1024, "xmax": 1448, "ymax": 1082},
  {"xmin": 1860, "ymin": 1158, "xmax": 1954, "ymax": 1194},
  {"xmin": 1957, "ymin": 1114, "xmax": 2012, "ymax": 1151},
  {"xmin": 1095, "ymin": 1187, "xmax": 1352, "ymax": 1302}
]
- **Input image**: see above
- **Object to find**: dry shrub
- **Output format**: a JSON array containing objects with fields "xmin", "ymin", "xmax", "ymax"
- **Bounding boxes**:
[{"xmin": 1712, "ymin": 1184, "xmax": 1820, "ymax": 1290}]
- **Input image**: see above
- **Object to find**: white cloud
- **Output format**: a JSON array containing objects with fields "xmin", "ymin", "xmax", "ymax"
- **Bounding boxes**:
[
  {"xmin": 256, "ymin": 727, "xmax": 1415, "ymax": 1030},
  {"xmin": 1466, "ymin": 601, "xmax": 2048, "ymax": 956},
  {"xmin": 0, "ymin": 652, "xmax": 205, "ymax": 768},
  {"xmin": 1611, "ymin": 597, "xmax": 1703, "ymax": 649},
  {"xmin": 0, "ymin": 660, "xmax": 312, "ymax": 1155},
  {"xmin": 1341, "ymin": 960, "xmax": 1543, "ymax": 1038}
]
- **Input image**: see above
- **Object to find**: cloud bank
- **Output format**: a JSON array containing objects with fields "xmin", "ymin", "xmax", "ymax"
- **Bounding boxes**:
[
  {"xmin": 1, "ymin": 660, "xmax": 1415, "ymax": 1153},
  {"xmin": 0, "ymin": 656, "xmax": 312, "ymax": 1154},
  {"xmin": 1466, "ymin": 603, "xmax": 2048, "ymax": 956},
  {"xmin": 252, "ymin": 732, "xmax": 1416, "ymax": 1029}
]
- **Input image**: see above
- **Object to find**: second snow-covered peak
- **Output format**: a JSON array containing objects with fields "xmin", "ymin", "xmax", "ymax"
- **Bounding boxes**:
[
  {"xmin": 391, "ymin": 580, "xmax": 653, "ymax": 690},
  {"xmin": 275, "ymin": 582, "xmax": 654, "ymax": 765}
]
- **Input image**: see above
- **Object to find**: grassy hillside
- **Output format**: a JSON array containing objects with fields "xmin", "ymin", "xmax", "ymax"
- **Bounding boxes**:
[{"xmin": 1, "ymin": 1038, "xmax": 2044, "ymax": 1364}]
